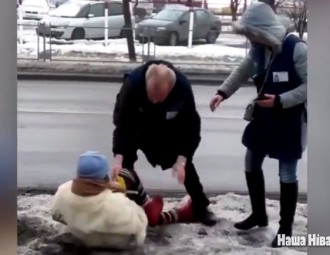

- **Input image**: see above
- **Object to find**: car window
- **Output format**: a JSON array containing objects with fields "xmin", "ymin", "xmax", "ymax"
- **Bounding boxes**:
[
  {"xmin": 76, "ymin": 5, "xmax": 90, "ymax": 18},
  {"xmin": 89, "ymin": 3, "xmax": 104, "ymax": 17},
  {"xmin": 152, "ymin": 9, "xmax": 186, "ymax": 21},
  {"xmin": 180, "ymin": 12, "xmax": 190, "ymax": 22},
  {"xmin": 195, "ymin": 10, "xmax": 209, "ymax": 24},
  {"xmin": 22, "ymin": 0, "xmax": 48, "ymax": 7},
  {"xmin": 108, "ymin": 3, "xmax": 123, "ymax": 15},
  {"xmin": 49, "ymin": 2, "xmax": 86, "ymax": 18}
]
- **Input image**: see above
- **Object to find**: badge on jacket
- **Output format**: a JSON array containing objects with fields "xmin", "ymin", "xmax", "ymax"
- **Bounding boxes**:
[{"xmin": 273, "ymin": 71, "xmax": 289, "ymax": 82}]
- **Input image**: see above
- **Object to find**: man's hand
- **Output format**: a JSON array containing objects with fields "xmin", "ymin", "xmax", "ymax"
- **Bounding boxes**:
[
  {"xmin": 172, "ymin": 156, "xmax": 186, "ymax": 184},
  {"xmin": 209, "ymin": 95, "xmax": 224, "ymax": 112},
  {"xmin": 111, "ymin": 154, "xmax": 123, "ymax": 181},
  {"xmin": 255, "ymin": 94, "xmax": 276, "ymax": 108}
]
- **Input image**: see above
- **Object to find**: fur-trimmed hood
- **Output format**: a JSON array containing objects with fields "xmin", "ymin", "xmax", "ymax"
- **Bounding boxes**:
[{"xmin": 232, "ymin": 2, "xmax": 292, "ymax": 54}]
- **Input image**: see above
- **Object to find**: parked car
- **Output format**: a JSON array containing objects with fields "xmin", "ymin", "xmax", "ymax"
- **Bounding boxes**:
[
  {"xmin": 37, "ymin": 0, "xmax": 134, "ymax": 40},
  {"xmin": 152, "ymin": 0, "xmax": 208, "ymax": 13},
  {"xmin": 20, "ymin": 0, "xmax": 50, "ymax": 20},
  {"xmin": 49, "ymin": 0, "xmax": 68, "ymax": 9},
  {"xmin": 135, "ymin": 5, "xmax": 221, "ymax": 46}
]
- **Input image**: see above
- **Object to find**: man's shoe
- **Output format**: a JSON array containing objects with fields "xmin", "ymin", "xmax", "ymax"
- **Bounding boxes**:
[
  {"xmin": 143, "ymin": 196, "xmax": 164, "ymax": 226},
  {"xmin": 195, "ymin": 208, "xmax": 218, "ymax": 226}
]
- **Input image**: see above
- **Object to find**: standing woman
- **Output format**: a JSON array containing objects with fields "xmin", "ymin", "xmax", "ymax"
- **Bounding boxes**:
[{"xmin": 209, "ymin": 2, "xmax": 307, "ymax": 247}]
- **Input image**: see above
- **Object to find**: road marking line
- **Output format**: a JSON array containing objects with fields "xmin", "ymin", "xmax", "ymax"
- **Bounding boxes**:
[
  {"xmin": 17, "ymin": 108, "xmax": 242, "ymax": 120},
  {"xmin": 18, "ymin": 108, "xmax": 111, "ymax": 115}
]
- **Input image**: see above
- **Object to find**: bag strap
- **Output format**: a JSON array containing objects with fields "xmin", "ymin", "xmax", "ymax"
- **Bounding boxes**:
[{"xmin": 257, "ymin": 52, "xmax": 274, "ymax": 96}]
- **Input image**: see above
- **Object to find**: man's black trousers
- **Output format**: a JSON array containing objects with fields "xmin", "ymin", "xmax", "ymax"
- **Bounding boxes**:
[{"xmin": 122, "ymin": 157, "xmax": 210, "ymax": 212}]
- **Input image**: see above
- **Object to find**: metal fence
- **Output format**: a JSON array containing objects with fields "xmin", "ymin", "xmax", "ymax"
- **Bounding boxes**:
[{"xmin": 17, "ymin": 16, "xmax": 249, "ymax": 65}]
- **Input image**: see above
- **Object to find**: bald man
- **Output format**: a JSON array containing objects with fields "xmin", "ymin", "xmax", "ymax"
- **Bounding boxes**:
[{"xmin": 112, "ymin": 60, "xmax": 217, "ymax": 226}]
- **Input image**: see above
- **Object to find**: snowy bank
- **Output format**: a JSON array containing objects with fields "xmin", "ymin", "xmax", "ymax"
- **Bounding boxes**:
[
  {"xmin": 18, "ymin": 193, "xmax": 307, "ymax": 255},
  {"xmin": 17, "ymin": 59, "xmax": 237, "ymax": 75},
  {"xmin": 17, "ymin": 35, "xmax": 247, "ymax": 64}
]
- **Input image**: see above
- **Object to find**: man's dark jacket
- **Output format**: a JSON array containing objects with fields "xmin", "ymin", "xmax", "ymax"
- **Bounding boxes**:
[{"xmin": 112, "ymin": 60, "xmax": 201, "ymax": 170}]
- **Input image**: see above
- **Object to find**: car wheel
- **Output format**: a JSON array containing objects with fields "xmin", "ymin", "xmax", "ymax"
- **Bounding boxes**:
[
  {"xmin": 206, "ymin": 30, "xmax": 219, "ymax": 44},
  {"xmin": 71, "ymin": 28, "xmax": 85, "ymax": 40},
  {"xmin": 119, "ymin": 28, "xmax": 126, "ymax": 38},
  {"xmin": 168, "ymin": 32, "xmax": 179, "ymax": 46}
]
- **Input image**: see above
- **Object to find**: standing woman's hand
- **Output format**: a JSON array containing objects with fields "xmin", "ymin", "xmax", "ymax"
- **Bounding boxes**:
[
  {"xmin": 209, "ymin": 95, "xmax": 225, "ymax": 112},
  {"xmin": 255, "ymin": 94, "xmax": 276, "ymax": 108}
]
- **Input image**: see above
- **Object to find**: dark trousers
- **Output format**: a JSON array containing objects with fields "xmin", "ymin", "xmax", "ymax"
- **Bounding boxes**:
[{"xmin": 122, "ymin": 157, "xmax": 210, "ymax": 212}]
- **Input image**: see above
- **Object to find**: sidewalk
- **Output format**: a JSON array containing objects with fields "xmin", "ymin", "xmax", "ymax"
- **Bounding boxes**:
[
  {"xmin": 17, "ymin": 58, "xmax": 237, "ymax": 74},
  {"xmin": 18, "ymin": 193, "xmax": 307, "ymax": 255}
]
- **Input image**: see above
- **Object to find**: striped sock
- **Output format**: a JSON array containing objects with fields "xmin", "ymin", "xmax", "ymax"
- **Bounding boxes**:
[
  {"xmin": 157, "ymin": 209, "xmax": 179, "ymax": 225},
  {"xmin": 119, "ymin": 168, "xmax": 149, "ymax": 206}
]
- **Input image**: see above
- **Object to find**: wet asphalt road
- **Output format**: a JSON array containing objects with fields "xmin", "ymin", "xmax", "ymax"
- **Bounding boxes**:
[{"xmin": 17, "ymin": 80, "xmax": 307, "ymax": 193}]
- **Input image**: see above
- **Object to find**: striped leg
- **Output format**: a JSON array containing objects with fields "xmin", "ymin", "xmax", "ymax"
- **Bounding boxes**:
[
  {"xmin": 118, "ymin": 168, "xmax": 164, "ymax": 226},
  {"xmin": 118, "ymin": 168, "xmax": 150, "ymax": 206}
]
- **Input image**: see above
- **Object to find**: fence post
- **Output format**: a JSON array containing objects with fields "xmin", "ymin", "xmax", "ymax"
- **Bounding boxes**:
[
  {"xmin": 49, "ymin": 26, "xmax": 52, "ymax": 61},
  {"xmin": 142, "ymin": 27, "xmax": 155, "ymax": 62},
  {"xmin": 18, "ymin": 5, "xmax": 24, "ymax": 44},
  {"xmin": 141, "ymin": 34, "xmax": 144, "ymax": 58},
  {"xmin": 104, "ymin": 1, "xmax": 109, "ymax": 46},
  {"xmin": 153, "ymin": 37, "xmax": 156, "ymax": 59},
  {"xmin": 43, "ymin": 30, "xmax": 46, "ymax": 61},
  {"xmin": 147, "ymin": 31, "xmax": 151, "ymax": 59},
  {"xmin": 188, "ymin": 7, "xmax": 194, "ymax": 48},
  {"xmin": 37, "ymin": 22, "xmax": 51, "ymax": 61}
]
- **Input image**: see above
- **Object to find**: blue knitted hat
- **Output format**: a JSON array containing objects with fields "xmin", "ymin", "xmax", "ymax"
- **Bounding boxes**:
[{"xmin": 77, "ymin": 151, "xmax": 109, "ymax": 180}]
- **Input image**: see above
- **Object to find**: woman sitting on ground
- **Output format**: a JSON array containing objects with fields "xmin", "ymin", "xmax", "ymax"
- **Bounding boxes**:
[{"xmin": 51, "ymin": 151, "xmax": 194, "ymax": 250}]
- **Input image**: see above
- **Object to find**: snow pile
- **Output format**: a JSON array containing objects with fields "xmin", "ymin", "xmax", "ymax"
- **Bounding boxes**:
[
  {"xmin": 18, "ymin": 193, "xmax": 307, "ymax": 255},
  {"xmin": 17, "ymin": 19, "xmax": 39, "ymax": 27},
  {"xmin": 17, "ymin": 32, "xmax": 247, "ymax": 63},
  {"xmin": 17, "ymin": 38, "xmax": 246, "ymax": 62}
]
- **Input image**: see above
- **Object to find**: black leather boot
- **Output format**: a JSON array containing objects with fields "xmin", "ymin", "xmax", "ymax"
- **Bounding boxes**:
[
  {"xmin": 234, "ymin": 171, "xmax": 268, "ymax": 230},
  {"xmin": 271, "ymin": 182, "xmax": 298, "ymax": 248},
  {"xmin": 195, "ymin": 207, "xmax": 218, "ymax": 226}
]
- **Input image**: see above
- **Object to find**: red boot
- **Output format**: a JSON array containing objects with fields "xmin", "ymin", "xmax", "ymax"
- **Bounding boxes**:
[
  {"xmin": 143, "ymin": 196, "xmax": 164, "ymax": 226},
  {"xmin": 175, "ymin": 198, "xmax": 196, "ymax": 224}
]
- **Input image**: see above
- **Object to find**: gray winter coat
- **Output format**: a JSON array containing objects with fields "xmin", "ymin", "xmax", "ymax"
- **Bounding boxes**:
[{"xmin": 216, "ymin": 2, "xmax": 307, "ymax": 159}]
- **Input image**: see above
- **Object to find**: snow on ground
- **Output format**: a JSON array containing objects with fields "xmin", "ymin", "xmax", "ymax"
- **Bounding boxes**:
[
  {"xmin": 17, "ymin": 19, "xmax": 39, "ymax": 27},
  {"xmin": 18, "ymin": 38, "xmax": 247, "ymax": 63},
  {"xmin": 17, "ymin": 33, "xmax": 247, "ymax": 63},
  {"xmin": 18, "ymin": 193, "xmax": 307, "ymax": 255}
]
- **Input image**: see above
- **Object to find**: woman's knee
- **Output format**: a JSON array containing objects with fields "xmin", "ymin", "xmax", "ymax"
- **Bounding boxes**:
[
  {"xmin": 279, "ymin": 172, "xmax": 297, "ymax": 183},
  {"xmin": 244, "ymin": 149, "xmax": 266, "ymax": 173},
  {"xmin": 279, "ymin": 159, "xmax": 298, "ymax": 183}
]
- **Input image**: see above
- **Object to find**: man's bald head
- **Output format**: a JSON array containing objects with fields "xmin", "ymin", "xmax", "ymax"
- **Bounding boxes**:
[{"xmin": 145, "ymin": 64, "xmax": 176, "ymax": 104}]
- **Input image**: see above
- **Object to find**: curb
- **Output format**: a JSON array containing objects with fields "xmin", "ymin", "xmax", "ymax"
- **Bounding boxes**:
[
  {"xmin": 17, "ymin": 188, "xmax": 307, "ymax": 203},
  {"xmin": 17, "ymin": 71, "xmax": 254, "ymax": 86}
]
